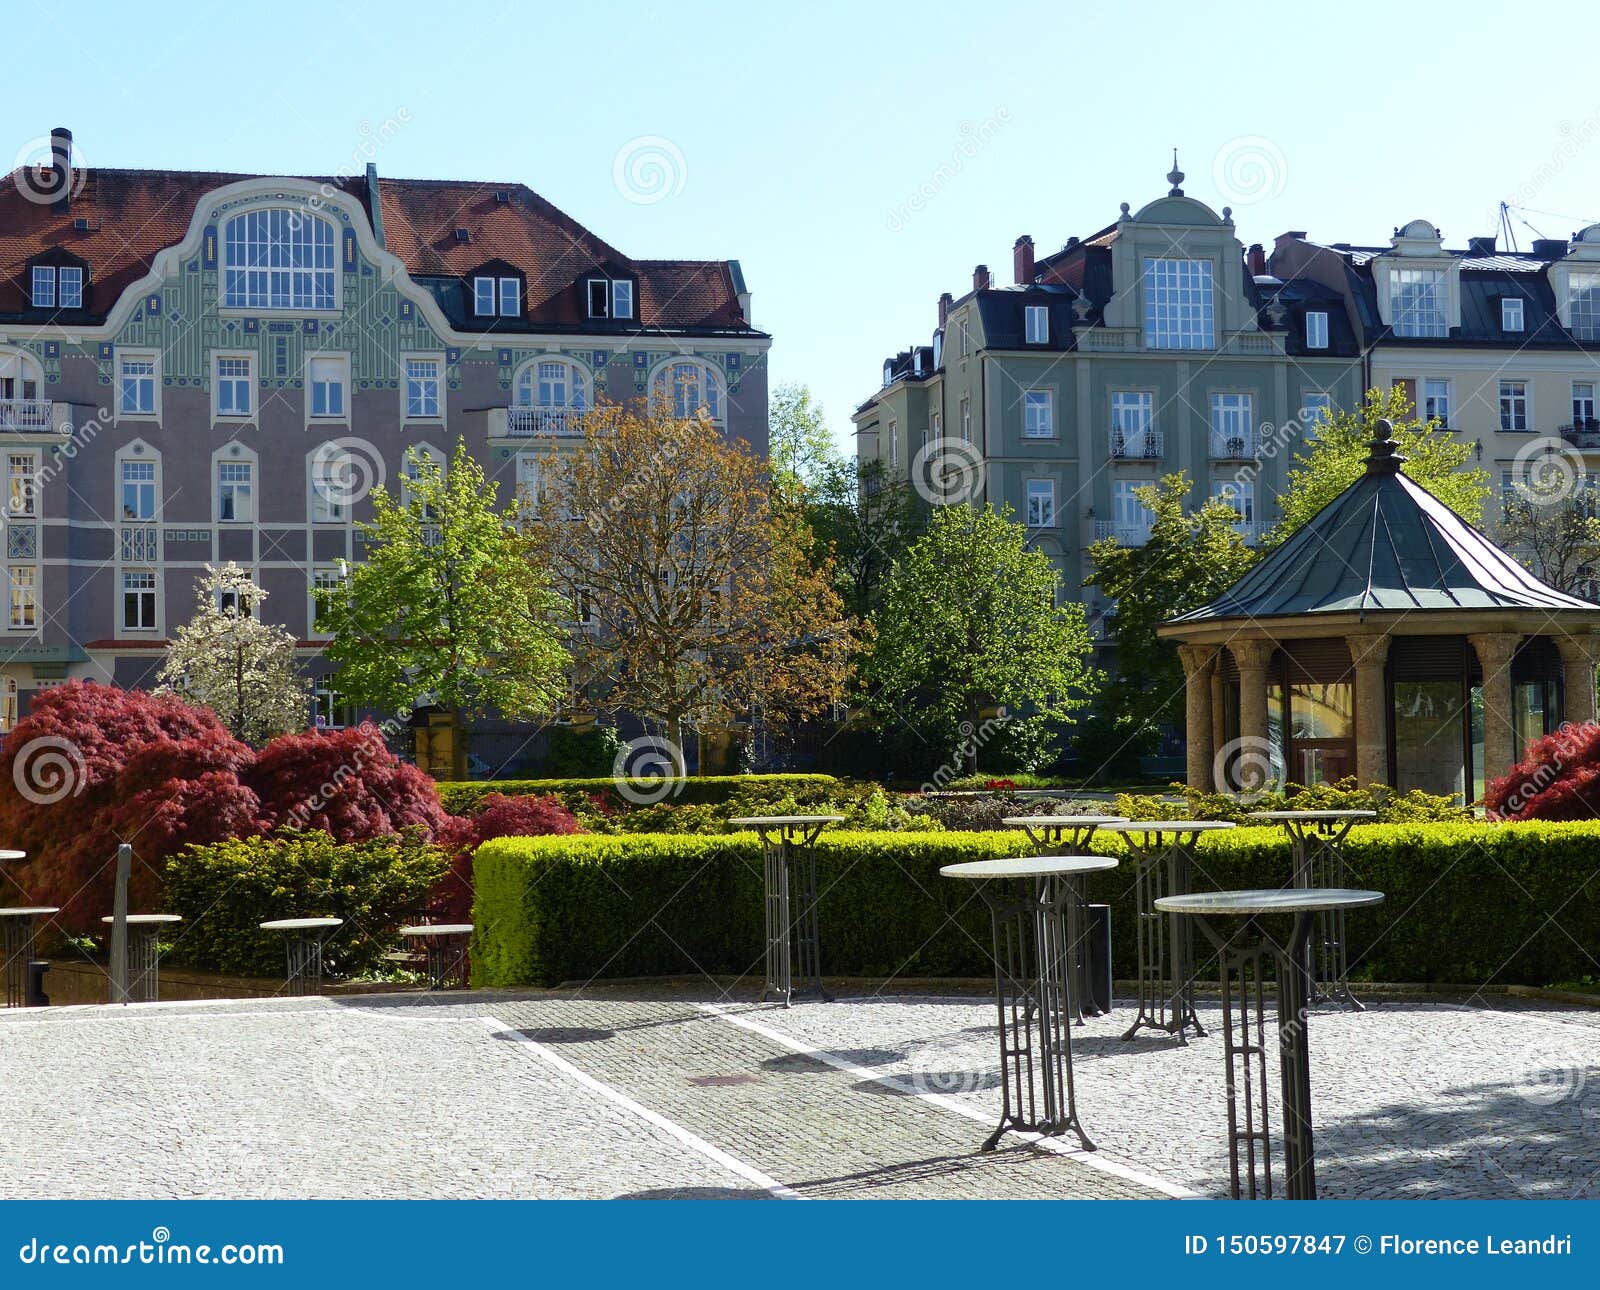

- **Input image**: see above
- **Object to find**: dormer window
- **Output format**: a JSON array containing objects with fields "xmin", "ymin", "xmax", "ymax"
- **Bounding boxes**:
[
  {"xmin": 1305, "ymin": 310, "xmax": 1329, "ymax": 349},
  {"xmin": 1389, "ymin": 268, "xmax": 1447, "ymax": 338},
  {"xmin": 1025, "ymin": 305, "xmax": 1049, "ymax": 344},
  {"xmin": 498, "ymin": 277, "xmax": 520, "ymax": 317},
  {"xmin": 932, "ymin": 330, "xmax": 943, "ymax": 368},
  {"xmin": 1502, "ymin": 297, "xmax": 1525, "ymax": 333},
  {"xmin": 30, "ymin": 267, "xmax": 54, "ymax": 309},
  {"xmin": 58, "ymin": 266, "xmax": 82, "ymax": 309},
  {"xmin": 587, "ymin": 279, "xmax": 610, "ymax": 318},
  {"xmin": 473, "ymin": 277, "xmax": 495, "ymax": 317},
  {"xmin": 611, "ymin": 280, "xmax": 633, "ymax": 320},
  {"xmin": 473, "ymin": 275, "xmax": 521, "ymax": 318},
  {"xmin": 882, "ymin": 361, "xmax": 894, "ymax": 388}
]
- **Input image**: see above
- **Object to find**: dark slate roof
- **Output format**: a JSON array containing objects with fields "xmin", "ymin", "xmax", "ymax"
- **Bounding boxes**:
[
  {"xmin": 974, "ymin": 284, "xmax": 1078, "ymax": 349},
  {"xmin": 1167, "ymin": 434, "xmax": 1599, "ymax": 624},
  {"xmin": 1251, "ymin": 276, "xmax": 1361, "ymax": 357}
]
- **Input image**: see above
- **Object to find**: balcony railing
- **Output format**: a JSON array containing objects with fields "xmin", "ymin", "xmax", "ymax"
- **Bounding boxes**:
[
  {"xmin": 492, "ymin": 406, "xmax": 585, "ymax": 438},
  {"xmin": 1229, "ymin": 520, "xmax": 1270, "ymax": 545},
  {"xmin": 0, "ymin": 400, "xmax": 61, "ymax": 433},
  {"xmin": 1094, "ymin": 519, "xmax": 1152, "ymax": 546},
  {"xmin": 1209, "ymin": 432, "xmax": 1256, "ymax": 460},
  {"xmin": 1560, "ymin": 419, "xmax": 1600, "ymax": 450},
  {"xmin": 1110, "ymin": 427, "xmax": 1165, "ymax": 459}
]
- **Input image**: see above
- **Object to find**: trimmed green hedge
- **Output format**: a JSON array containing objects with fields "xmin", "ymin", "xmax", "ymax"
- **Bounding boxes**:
[
  {"xmin": 471, "ymin": 821, "xmax": 1600, "ymax": 989},
  {"xmin": 439, "ymin": 773, "xmax": 838, "ymax": 814},
  {"xmin": 164, "ymin": 830, "xmax": 449, "ymax": 978}
]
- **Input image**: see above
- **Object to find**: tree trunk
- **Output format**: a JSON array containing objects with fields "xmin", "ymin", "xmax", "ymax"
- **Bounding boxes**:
[{"xmin": 450, "ymin": 706, "xmax": 470, "ymax": 782}]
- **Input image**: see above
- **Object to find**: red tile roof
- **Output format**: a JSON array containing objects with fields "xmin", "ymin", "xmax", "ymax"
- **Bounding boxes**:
[{"xmin": 0, "ymin": 167, "xmax": 754, "ymax": 333}]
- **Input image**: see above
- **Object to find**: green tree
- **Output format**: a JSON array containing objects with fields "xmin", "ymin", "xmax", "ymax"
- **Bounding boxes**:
[
  {"xmin": 808, "ymin": 458, "xmax": 925, "ymax": 617},
  {"xmin": 864, "ymin": 504, "xmax": 1097, "ymax": 774},
  {"xmin": 1086, "ymin": 475, "xmax": 1258, "ymax": 734},
  {"xmin": 155, "ymin": 562, "xmax": 309, "ymax": 745},
  {"xmin": 315, "ymin": 440, "xmax": 570, "ymax": 779},
  {"xmin": 767, "ymin": 381, "xmax": 838, "ymax": 500},
  {"xmin": 1496, "ymin": 482, "xmax": 1600, "ymax": 595},
  {"xmin": 1272, "ymin": 386, "xmax": 1489, "ymax": 538}
]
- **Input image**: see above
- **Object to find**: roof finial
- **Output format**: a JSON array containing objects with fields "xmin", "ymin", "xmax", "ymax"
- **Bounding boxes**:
[
  {"xmin": 1167, "ymin": 148, "xmax": 1184, "ymax": 197},
  {"xmin": 1364, "ymin": 419, "xmax": 1407, "ymax": 476}
]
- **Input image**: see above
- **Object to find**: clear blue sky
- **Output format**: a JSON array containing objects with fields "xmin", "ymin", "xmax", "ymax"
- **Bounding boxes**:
[{"xmin": 12, "ymin": 0, "xmax": 1600, "ymax": 451}]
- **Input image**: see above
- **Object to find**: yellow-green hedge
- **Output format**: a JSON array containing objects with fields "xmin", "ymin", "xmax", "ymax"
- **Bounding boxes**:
[
  {"xmin": 470, "ymin": 821, "xmax": 1600, "ymax": 989},
  {"xmin": 438, "ymin": 773, "xmax": 838, "ymax": 815}
]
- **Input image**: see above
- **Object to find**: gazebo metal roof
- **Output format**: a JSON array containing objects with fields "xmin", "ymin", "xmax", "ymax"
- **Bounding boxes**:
[{"xmin": 1166, "ymin": 433, "xmax": 1599, "ymax": 626}]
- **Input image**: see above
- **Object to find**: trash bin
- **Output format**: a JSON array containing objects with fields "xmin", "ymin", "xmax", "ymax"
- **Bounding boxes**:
[
  {"xmin": 25, "ymin": 960, "xmax": 49, "ymax": 1008},
  {"xmin": 1086, "ymin": 905, "xmax": 1112, "ymax": 1014}
]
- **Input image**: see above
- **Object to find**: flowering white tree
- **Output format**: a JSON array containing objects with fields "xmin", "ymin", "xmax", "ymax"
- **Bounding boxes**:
[{"xmin": 156, "ymin": 563, "xmax": 310, "ymax": 746}]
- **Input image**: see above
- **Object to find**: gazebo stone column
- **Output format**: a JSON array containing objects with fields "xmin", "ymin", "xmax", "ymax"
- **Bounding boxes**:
[
  {"xmin": 1554, "ymin": 631, "xmax": 1600, "ymax": 726},
  {"xmin": 1177, "ymin": 644, "xmax": 1218, "ymax": 791},
  {"xmin": 1469, "ymin": 633, "xmax": 1522, "ymax": 785},
  {"xmin": 1347, "ymin": 633, "xmax": 1391, "ymax": 788},
  {"xmin": 1229, "ymin": 638, "xmax": 1277, "ymax": 759},
  {"xmin": 1209, "ymin": 665, "xmax": 1226, "ymax": 763}
]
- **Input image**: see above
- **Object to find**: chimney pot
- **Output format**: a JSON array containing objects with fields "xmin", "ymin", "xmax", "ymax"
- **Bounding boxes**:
[
  {"xmin": 938, "ymin": 291, "xmax": 953, "ymax": 328},
  {"xmin": 973, "ymin": 264, "xmax": 991, "ymax": 292},
  {"xmin": 1247, "ymin": 243, "xmax": 1267, "ymax": 277},
  {"xmin": 1013, "ymin": 235, "xmax": 1035, "ymax": 286},
  {"xmin": 49, "ymin": 126, "xmax": 72, "ymax": 210}
]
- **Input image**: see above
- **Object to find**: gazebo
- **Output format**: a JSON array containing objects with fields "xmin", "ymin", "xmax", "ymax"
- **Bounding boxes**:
[{"xmin": 1158, "ymin": 428, "xmax": 1600, "ymax": 802}]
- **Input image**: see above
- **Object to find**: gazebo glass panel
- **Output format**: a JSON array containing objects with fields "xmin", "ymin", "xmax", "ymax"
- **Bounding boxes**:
[{"xmin": 1393, "ymin": 680, "xmax": 1468, "ymax": 800}]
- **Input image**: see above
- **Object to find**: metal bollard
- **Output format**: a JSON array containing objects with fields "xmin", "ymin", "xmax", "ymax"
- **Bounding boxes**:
[
  {"xmin": 26, "ymin": 960, "xmax": 49, "ymax": 1008},
  {"xmin": 1086, "ymin": 904, "xmax": 1113, "ymax": 1015}
]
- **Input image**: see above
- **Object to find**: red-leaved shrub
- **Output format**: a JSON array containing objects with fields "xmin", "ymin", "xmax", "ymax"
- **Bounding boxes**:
[
  {"xmin": 0, "ymin": 680, "xmax": 259, "ymax": 926},
  {"xmin": 1485, "ymin": 721, "xmax": 1600, "ymax": 820},
  {"xmin": 435, "ymin": 792, "xmax": 581, "ymax": 921},
  {"xmin": 248, "ymin": 723, "xmax": 452, "ymax": 842}
]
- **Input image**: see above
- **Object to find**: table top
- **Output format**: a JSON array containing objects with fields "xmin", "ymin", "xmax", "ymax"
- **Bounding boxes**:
[
  {"xmin": 1000, "ymin": 815, "xmax": 1128, "ymax": 828},
  {"xmin": 0, "ymin": 850, "xmax": 25, "ymax": 862},
  {"xmin": 398, "ymin": 923, "xmax": 474, "ymax": 937},
  {"xmin": 0, "ymin": 906, "xmax": 58, "ymax": 918},
  {"xmin": 259, "ymin": 917, "xmax": 344, "ymax": 932},
  {"xmin": 1245, "ymin": 810, "xmax": 1377, "ymax": 822},
  {"xmin": 1099, "ymin": 819, "xmax": 1236, "ymax": 833},
  {"xmin": 1156, "ymin": 888, "xmax": 1385, "ymax": 916},
  {"xmin": 941, "ymin": 855, "xmax": 1121, "ymax": 880},
  {"xmin": 727, "ymin": 815, "xmax": 845, "ymax": 827},
  {"xmin": 100, "ymin": 914, "xmax": 183, "ymax": 925}
]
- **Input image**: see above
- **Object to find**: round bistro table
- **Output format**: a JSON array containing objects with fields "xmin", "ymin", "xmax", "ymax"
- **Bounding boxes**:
[
  {"xmin": 100, "ymin": 913, "xmax": 182, "ymax": 1003},
  {"xmin": 1245, "ymin": 810, "xmax": 1376, "ymax": 1010},
  {"xmin": 1000, "ymin": 816, "xmax": 1126, "ymax": 1021},
  {"xmin": 397, "ymin": 923, "xmax": 474, "ymax": 990},
  {"xmin": 1155, "ymin": 888, "xmax": 1385, "ymax": 1201},
  {"xmin": 1099, "ymin": 820, "xmax": 1236, "ymax": 1043},
  {"xmin": 727, "ymin": 816, "xmax": 844, "ymax": 1007},
  {"xmin": 941, "ymin": 855, "xmax": 1120, "ymax": 1152},
  {"xmin": 0, "ymin": 905, "xmax": 58, "ymax": 1007},
  {"xmin": 260, "ymin": 917, "xmax": 344, "ymax": 997}
]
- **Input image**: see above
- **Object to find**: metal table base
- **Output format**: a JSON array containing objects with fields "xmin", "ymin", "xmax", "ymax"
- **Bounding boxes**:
[
  {"xmin": 1, "ymin": 907, "xmax": 57, "ymax": 1009},
  {"xmin": 730, "ymin": 817, "xmax": 842, "ymax": 1007}
]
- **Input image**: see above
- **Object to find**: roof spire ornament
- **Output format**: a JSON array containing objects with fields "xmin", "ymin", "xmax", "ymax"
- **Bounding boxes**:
[
  {"xmin": 1363, "ymin": 419, "xmax": 1407, "ymax": 476},
  {"xmin": 1167, "ymin": 148, "xmax": 1184, "ymax": 197}
]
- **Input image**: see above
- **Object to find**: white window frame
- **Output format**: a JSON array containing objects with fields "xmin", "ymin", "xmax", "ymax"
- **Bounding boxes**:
[
  {"xmin": 8, "ymin": 565, "xmax": 35, "ymax": 632},
  {"xmin": 1305, "ymin": 310, "xmax": 1329, "ymax": 349},
  {"xmin": 1502, "ymin": 297, "xmax": 1525, "ymax": 333},
  {"xmin": 1024, "ymin": 305, "xmax": 1049, "ymax": 344},
  {"xmin": 473, "ymin": 276, "xmax": 496, "ymax": 317},
  {"xmin": 1025, "ymin": 477, "xmax": 1055, "ymax": 528},
  {"xmin": 1574, "ymin": 381, "xmax": 1597, "ymax": 430},
  {"xmin": 886, "ymin": 418, "xmax": 899, "ymax": 470},
  {"xmin": 586, "ymin": 279, "xmax": 609, "ymax": 318},
  {"xmin": 115, "ymin": 348, "xmax": 161, "ymax": 421},
  {"xmin": 221, "ymin": 206, "xmax": 338, "ymax": 311},
  {"xmin": 1112, "ymin": 479, "xmax": 1156, "ymax": 542},
  {"xmin": 307, "ymin": 352, "xmax": 350, "ymax": 423},
  {"xmin": 514, "ymin": 452, "xmax": 542, "ymax": 516},
  {"xmin": 312, "ymin": 684, "xmax": 349, "ymax": 729},
  {"xmin": 1142, "ymin": 257, "xmax": 1216, "ymax": 349},
  {"xmin": 1111, "ymin": 390, "xmax": 1154, "ymax": 453},
  {"xmin": 6, "ymin": 452, "xmax": 37, "ymax": 519},
  {"xmin": 961, "ymin": 396, "xmax": 972, "ymax": 440},
  {"xmin": 309, "ymin": 565, "xmax": 345, "ymax": 641},
  {"xmin": 1500, "ymin": 379, "xmax": 1530, "ymax": 433},
  {"xmin": 214, "ymin": 450, "xmax": 257, "ymax": 524},
  {"xmin": 119, "ymin": 455, "xmax": 158, "ymax": 522},
  {"xmin": 121, "ymin": 569, "xmax": 158, "ymax": 633},
  {"xmin": 212, "ymin": 351, "xmax": 255, "ymax": 421},
  {"xmin": 57, "ymin": 266, "xmax": 83, "ymax": 309},
  {"xmin": 30, "ymin": 266, "xmax": 55, "ymax": 309},
  {"xmin": 611, "ymin": 280, "xmax": 634, "ymax": 320},
  {"xmin": 499, "ymin": 277, "xmax": 521, "ymax": 317},
  {"xmin": 1023, "ymin": 390, "xmax": 1054, "ymax": 439},
  {"xmin": 1569, "ymin": 271, "xmax": 1600, "ymax": 341},
  {"xmin": 402, "ymin": 354, "xmax": 445, "ymax": 422},
  {"xmin": 1209, "ymin": 392, "xmax": 1255, "ymax": 456},
  {"xmin": 1390, "ymin": 268, "xmax": 1448, "ymax": 338},
  {"xmin": 402, "ymin": 443, "xmax": 445, "ymax": 520},
  {"xmin": 214, "ymin": 570, "xmax": 259, "ymax": 621},
  {"xmin": 651, "ymin": 358, "xmax": 725, "ymax": 423},
  {"xmin": 308, "ymin": 445, "xmax": 348, "ymax": 524}
]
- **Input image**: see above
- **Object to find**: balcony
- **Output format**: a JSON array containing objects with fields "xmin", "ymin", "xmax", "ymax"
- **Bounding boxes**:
[
  {"xmin": 488, "ymin": 406, "xmax": 585, "ymax": 438},
  {"xmin": 0, "ymin": 400, "xmax": 68, "ymax": 434},
  {"xmin": 1209, "ymin": 432, "xmax": 1256, "ymax": 461},
  {"xmin": 1110, "ymin": 427, "xmax": 1164, "ymax": 460},
  {"xmin": 1094, "ymin": 519, "xmax": 1152, "ymax": 546},
  {"xmin": 1229, "ymin": 520, "xmax": 1271, "ymax": 545},
  {"xmin": 1560, "ymin": 419, "xmax": 1600, "ymax": 451}
]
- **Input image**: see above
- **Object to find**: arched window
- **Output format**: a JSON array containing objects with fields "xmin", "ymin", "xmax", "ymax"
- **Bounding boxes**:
[
  {"xmin": 652, "ymin": 359, "xmax": 725, "ymax": 421},
  {"xmin": 223, "ymin": 208, "xmax": 337, "ymax": 309},
  {"xmin": 512, "ymin": 358, "xmax": 589, "ymax": 435}
]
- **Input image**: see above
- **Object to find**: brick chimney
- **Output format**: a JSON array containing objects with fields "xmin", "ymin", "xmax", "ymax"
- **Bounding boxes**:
[
  {"xmin": 50, "ymin": 126, "xmax": 72, "ymax": 209},
  {"xmin": 1013, "ymin": 235, "xmax": 1035, "ymax": 285},
  {"xmin": 938, "ymin": 291, "xmax": 953, "ymax": 328},
  {"xmin": 1246, "ymin": 243, "xmax": 1267, "ymax": 277},
  {"xmin": 973, "ymin": 264, "xmax": 991, "ymax": 292}
]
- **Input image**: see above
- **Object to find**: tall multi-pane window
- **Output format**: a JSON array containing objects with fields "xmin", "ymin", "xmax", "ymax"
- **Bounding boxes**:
[
  {"xmin": 7, "ymin": 456, "xmax": 34, "ymax": 518},
  {"xmin": 309, "ymin": 357, "xmax": 346, "ymax": 418},
  {"xmin": 473, "ymin": 277, "xmax": 497, "ymax": 317},
  {"xmin": 122, "ymin": 570, "xmax": 157, "ymax": 630},
  {"xmin": 515, "ymin": 454, "xmax": 541, "ymax": 515},
  {"xmin": 1574, "ymin": 381, "xmax": 1597, "ymax": 429},
  {"xmin": 1570, "ymin": 273, "xmax": 1600, "ymax": 341},
  {"xmin": 222, "ymin": 208, "xmax": 336, "ymax": 309},
  {"xmin": 58, "ymin": 267, "xmax": 83, "ymax": 309},
  {"xmin": 1500, "ymin": 380, "xmax": 1529, "ymax": 432},
  {"xmin": 652, "ymin": 361, "xmax": 723, "ymax": 421},
  {"xmin": 1112, "ymin": 479, "xmax": 1156, "ymax": 541},
  {"xmin": 610, "ymin": 281, "xmax": 633, "ymax": 319},
  {"xmin": 1023, "ymin": 390, "xmax": 1053, "ymax": 438},
  {"xmin": 1111, "ymin": 391, "xmax": 1154, "ymax": 454},
  {"xmin": 217, "ymin": 461, "xmax": 254, "ymax": 522},
  {"xmin": 499, "ymin": 277, "xmax": 521, "ymax": 317},
  {"xmin": 216, "ymin": 356, "xmax": 252, "ymax": 417},
  {"xmin": 30, "ymin": 266, "xmax": 54, "ymax": 309},
  {"xmin": 1142, "ymin": 258, "xmax": 1215, "ymax": 349},
  {"xmin": 1390, "ymin": 269, "xmax": 1447, "ymax": 337},
  {"xmin": 1209, "ymin": 393, "xmax": 1254, "ymax": 456},
  {"xmin": 9, "ymin": 567, "xmax": 35, "ymax": 630},
  {"xmin": 310, "ymin": 566, "xmax": 344, "ymax": 637},
  {"xmin": 405, "ymin": 358, "xmax": 442, "ymax": 419},
  {"xmin": 310, "ymin": 451, "xmax": 344, "ymax": 523},
  {"xmin": 1305, "ymin": 310, "xmax": 1329, "ymax": 349},
  {"xmin": 1301, "ymin": 392, "xmax": 1333, "ymax": 433},
  {"xmin": 1025, "ymin": 478, "xmax": 1055, "ymax": 527},
  {"xmin": 1423, "ymin": 378, "xmax": 1450, "ymax": 427},
  {"xmin": 1024, "ymin": 305, "xmax": 1049, "ymax": 344},
  {"xmin": 119, "ymin": 356, "xmax": 156, "ymax": 415},
  {"xmin": 1501, "ymin": 297, "xmax": 1525, "ymax": 332},
  {"xmin": 1211, "ymin": 479, "xmax": 1256, "ymax": 534},
  {"xmin": 403, "ymin": 451, "xmax": 443, "ymax": 522},
  {"xmin": 121, "ymin": 460, "xmax": 156, "ymax": 520}
]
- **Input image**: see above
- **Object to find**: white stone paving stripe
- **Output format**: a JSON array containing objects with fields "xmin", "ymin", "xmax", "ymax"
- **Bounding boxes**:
[
  {"xmin": 699, "ymin": 1003, "xmax": 1198, "ymax": 1200},
  {"xmin": 478, "ymin": 1014, "xmax": 800, "ymax": 1200}
]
